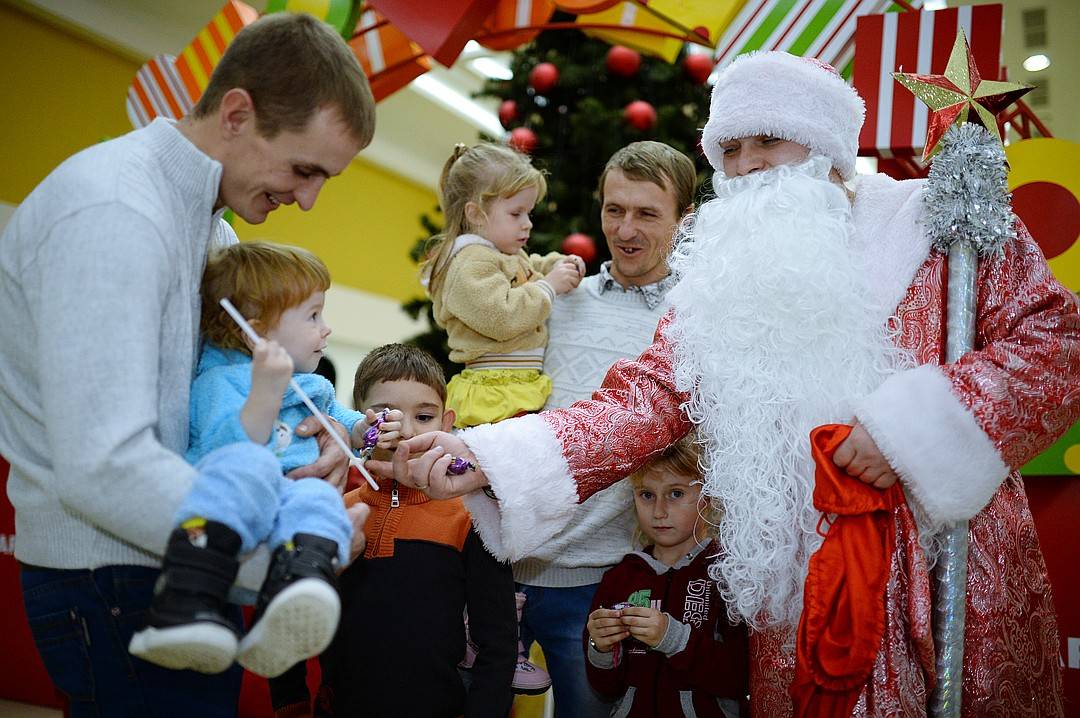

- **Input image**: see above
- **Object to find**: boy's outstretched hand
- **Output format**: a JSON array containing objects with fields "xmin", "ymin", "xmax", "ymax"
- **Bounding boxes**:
[
  {"xmin": 619, "ymin": 606, "xmax": 668, "ymax": 649},
  {"xmin": 587, "ymin": 608, "xmax": 629, "ymax": 653},
  {"xmin": 366, "ymin": 431, "xmax": 488, "ymax": 500},
  {"xmin": 363, "ymin": 408, "xmax": 404, "ymax": 451}
]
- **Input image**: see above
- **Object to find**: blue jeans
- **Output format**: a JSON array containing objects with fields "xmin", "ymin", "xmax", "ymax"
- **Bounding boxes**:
[
  {"xmin": 179, "ymin": 446, "xmax": 352, "ymax": 566},
  {"xmin": 20, "ymin": 563, "xmax": 243, "ymax": 718},
  {"xmin": 517, "ymin": 583, "xmax": 612, "ymax": 718}
]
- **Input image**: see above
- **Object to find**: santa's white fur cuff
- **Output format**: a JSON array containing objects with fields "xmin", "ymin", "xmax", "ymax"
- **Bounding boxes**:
[
  {"xmin": 460, "ymin": 413, "xmax": 578, "ymax": 561},
  {"xmin": 855, "ymin": 364, "xmax": 1009, "ymax": 525}
]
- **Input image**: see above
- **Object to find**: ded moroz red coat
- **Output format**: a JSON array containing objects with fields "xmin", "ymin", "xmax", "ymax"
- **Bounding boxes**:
[{"xmin": 459, "ymin": 172, "xmax": 1080, "ymax": 717}]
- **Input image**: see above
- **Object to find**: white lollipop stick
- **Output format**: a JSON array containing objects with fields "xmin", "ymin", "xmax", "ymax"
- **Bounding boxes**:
[{"xmin": 219, "ymin": 298, "xmax": 379, "ymax": 491}]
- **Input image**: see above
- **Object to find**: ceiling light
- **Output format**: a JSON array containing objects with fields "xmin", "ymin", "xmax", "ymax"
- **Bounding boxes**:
[
  {"xmin": 470, "ymin": 56, "xmax": 513, "ymax": 80},
  {"xmin": 411, "ymin": 74, "xmax": 506, "ymax": 138},
  {"xmin": 1022, "ymin": 54, "xmax": 1051, "ymax": 72}
]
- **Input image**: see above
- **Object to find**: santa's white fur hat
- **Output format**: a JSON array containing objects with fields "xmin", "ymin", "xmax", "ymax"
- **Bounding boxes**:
[{"xmin": 701, "ymin": 51, "xmax": 865, "ymax": 180}]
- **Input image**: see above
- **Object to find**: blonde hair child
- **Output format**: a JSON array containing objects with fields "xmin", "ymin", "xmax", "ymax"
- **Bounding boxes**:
[{"xmin": 424, "ymin": 142, "xmax": 585, "ymax": 428}]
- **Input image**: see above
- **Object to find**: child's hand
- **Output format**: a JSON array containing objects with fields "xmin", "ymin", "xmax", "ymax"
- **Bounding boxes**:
[
  {"xmin": 251, "ymin": 340, "xmax": 293, "ymax": 396},
  {"xmin": 544, "ymin": 261, "xmax": 584, "ymax": 295},
  {"xmin": 587, "ymin": 607, "xmax": 629, "ymax": 653},
  {"xmin": 565, "ymin": 255, "xmax": 586, "ymax": 277},
  {"xmin": 364, "ymin": 408, "xmax": 404, "ymax": 450},
  {"xmin": 619, "ymin": 606, "xmax": 668, "ymax": 649}
]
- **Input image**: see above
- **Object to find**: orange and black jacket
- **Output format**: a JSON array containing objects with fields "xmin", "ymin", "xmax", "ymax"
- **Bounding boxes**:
[
  {"xmin": 271, "ymin": 479, "xmax": 516, "ymax": 718},
  {"xmin": 333, "ymin": 479, "xmax": 515, "ymax": 717}
]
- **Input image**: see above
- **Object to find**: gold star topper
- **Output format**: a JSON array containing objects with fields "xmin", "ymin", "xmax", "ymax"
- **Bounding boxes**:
[{"xmin": 893, "ymin": 29, "xmax": 1032, "ymax": 161}]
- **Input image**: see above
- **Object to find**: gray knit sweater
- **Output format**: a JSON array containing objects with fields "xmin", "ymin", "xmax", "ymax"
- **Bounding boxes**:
[
  {"xmin": 0, "ymin": 118, "xmax": 234, "ymax": 570},
  {"xmin": 514, "ymin": 271, "xmax": 673, "ymax": 587}
]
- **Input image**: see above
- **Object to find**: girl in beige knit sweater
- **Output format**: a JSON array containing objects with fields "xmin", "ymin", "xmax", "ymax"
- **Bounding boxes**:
[{"xmin": 423, "ymin": 142, "xmax": 584, "ymax": 428}]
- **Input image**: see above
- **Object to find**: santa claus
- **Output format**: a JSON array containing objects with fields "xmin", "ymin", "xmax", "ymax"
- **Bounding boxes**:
[{"xmin": 373, "ymin": 52, "xmax": 1078, "ymax": 715}]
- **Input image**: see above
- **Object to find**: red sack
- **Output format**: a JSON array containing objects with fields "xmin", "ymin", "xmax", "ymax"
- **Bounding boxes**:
[{"xmin": 790, "ymin": 424, "xmax": 906, "ymax": 717}]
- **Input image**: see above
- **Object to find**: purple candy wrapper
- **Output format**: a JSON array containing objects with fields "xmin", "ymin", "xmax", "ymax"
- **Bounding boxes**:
[{"xmin": 447, "ymin": 456, "xmax": 476, "ymax": 475}]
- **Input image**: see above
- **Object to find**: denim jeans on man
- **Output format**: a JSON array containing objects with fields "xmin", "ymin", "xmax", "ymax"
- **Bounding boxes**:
[
  {"xmin": 21, "ymin": 564, "xmax": 242, "ymax": 718},
  {"xmin": 517, "ymin": 582, "xmax": 612, "ymax": 718}
]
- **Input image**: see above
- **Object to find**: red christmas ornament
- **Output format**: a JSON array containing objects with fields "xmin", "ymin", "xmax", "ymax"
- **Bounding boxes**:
[
  {"xmin": 498, "ymin": 99, "xmax": 518, "ymax": 129},
  {"xmin": 561, "ymin": 232, "xmax": 598, "ymax": 263},
  {"xmin": 528, "ymin": 62, "xmax": 559, "ymax": 94},
  {"xmin": 683, "ymin": 53, "xmax": 715, "ymax": 85},
  {"xmin": 605, "ymin": 45, "xmax": 641, "ymax": 78},
  {"xmin": 508, "ymin": 127, "xmax": 538, "ymax": 154},
  {"xmin": 623, "ymin": 100, "xmax": 657, "ymax": 131}
]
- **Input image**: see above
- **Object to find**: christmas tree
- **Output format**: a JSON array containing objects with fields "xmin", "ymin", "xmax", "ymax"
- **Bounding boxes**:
[{"xmin": 404, "ymin": 22, "xmax": 715, "ymax": 374}]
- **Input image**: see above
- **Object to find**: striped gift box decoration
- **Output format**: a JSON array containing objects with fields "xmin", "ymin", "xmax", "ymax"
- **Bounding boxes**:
[
  {"xmin": 125, "ymin": 1, "xmax": 257, "ymax": 129},
  {"xmin": 854, "ymin": 4, "xmax": 1003, "ymax": 158},
  {"xmin": 126, "ymin": 54, "xmax": 192, "ymax": 129},
  {"xmin": 348, "ymin": 8, "xmax": 431, "ymax": 102},
  {"xmin": 713, "ymin": 0, "xmax": 925, "ymax": 78},
  {"xmin": 475, "ymin": 0, "xmax": 557, "ymax": 52},
  {"xmin": 174, "ymin": 1, "xmax": 259, "ymax": 104}
]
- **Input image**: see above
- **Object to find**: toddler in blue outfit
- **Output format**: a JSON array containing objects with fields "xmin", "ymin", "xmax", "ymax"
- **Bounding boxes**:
[{"xmin": 130, "ymin": 241, "xmax": 368, "ymax": 679}]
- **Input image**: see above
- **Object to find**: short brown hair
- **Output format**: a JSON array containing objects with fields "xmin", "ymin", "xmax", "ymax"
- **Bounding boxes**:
[
  {"xmin": 201, "ymin": 241, "xmax": 331, "ymax": 353},
  {"xmin": 192, "ymin": 13, "xmax": 375, "ymax": 146},
  {"xmin": 598, "ymin": 141, "xmax": 697, "ymax": 218},
  {"xmin": 353, "ymin": 344, "xmax": 448, "ymax": 407}
]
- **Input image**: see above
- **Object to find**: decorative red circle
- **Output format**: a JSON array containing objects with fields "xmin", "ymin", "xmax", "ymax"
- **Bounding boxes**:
[
  {"xmin": 606, "ymin": 45, "xmax": 641, "ymax": 78},
  {"xmin": 1011, "ymin": 181, "xmax": 1080, "ymax": 260},
  {"xmin": 508, "ymin": 127, "xmax": 538, "ymax": 154},
  {"xmin": 561, "ymin": 232, "xmax": 598, "ymax": 263}
]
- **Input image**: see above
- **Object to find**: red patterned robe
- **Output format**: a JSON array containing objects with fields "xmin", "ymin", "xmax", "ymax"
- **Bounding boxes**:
[{"xmin": 460, "ymin": 173, "xmax": 1080, "ymax": 716}]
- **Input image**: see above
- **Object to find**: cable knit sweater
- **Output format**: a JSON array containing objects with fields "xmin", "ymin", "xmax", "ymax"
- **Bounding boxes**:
[
  {"xmin": 430, "ymin": 234, "xmax": 565, "ymax": 364},
  {"xmin": 0, "ymin": 118, "xmax": 234, "ymax": 570},
  {"xmin": 513, "ymin": 270, "xmax": 674, "ymax": 587}
]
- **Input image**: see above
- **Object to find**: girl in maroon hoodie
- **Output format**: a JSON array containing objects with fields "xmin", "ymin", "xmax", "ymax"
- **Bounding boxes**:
[{"xmin": 585, "ymin": 435, "xmax": 749, "ymax": 717}]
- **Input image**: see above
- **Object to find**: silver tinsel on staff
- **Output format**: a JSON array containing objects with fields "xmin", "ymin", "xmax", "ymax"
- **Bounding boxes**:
[{"xmin": 922, "ymin": 122, "xmax": 1015, "ymax": 718}]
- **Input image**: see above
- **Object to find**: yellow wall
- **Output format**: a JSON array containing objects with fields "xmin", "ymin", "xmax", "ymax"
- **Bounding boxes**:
[{"xmin": 0, "ymin": 3, "xmax": 433, "ymax": 302}]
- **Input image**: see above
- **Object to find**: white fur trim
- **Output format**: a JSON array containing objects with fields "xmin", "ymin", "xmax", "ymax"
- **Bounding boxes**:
[
  {"xmin": 449, "ymin": 233, "xmax": 496, "ymax": 259},
  {"xmin": 702, "ymin": 52, "xmax": 865, "ymax": 180},
  {"xmin": 855, "ymin": 364, "xmax": 1010, "ymax": 525},
  {"xmin": 852, "ymin": 173, "xmax": 932, "ymax": 317},
  {"xmin": 460, "ymin": 413, "xmax": 578, "ymax": 561}
]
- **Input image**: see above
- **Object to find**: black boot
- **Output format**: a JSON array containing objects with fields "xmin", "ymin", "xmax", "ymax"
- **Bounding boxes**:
[
  {"xmin": 128, "ymin": 521, "xmax": 241, "ymax": 673},
  {"xmin": 237, "ymin": 534, "xmax": 341, "ymax": 678}
]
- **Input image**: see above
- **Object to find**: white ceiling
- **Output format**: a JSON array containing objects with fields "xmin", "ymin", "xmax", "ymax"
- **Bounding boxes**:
[{"xmin": 24, "ymin": 0, "xmax": 505, "ymax": 189}]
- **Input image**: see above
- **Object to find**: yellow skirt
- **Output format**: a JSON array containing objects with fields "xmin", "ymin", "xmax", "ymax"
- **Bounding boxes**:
[{"xmin": 446, "ymin": 368, "xmax": 552, "ymax": 428}]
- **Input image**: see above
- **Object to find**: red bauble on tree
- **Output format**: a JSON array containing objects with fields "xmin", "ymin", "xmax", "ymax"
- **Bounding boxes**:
[
  {"xmin": 508, "ymin": 127, "xmax": 538, "ymax": 154},
  {"xmin": 561, "ymin": 232, "xmax": 598, "ymax": 263},
  {"xmin": 498, "ymin": 99, "xmax": 518, "ymax": 129},
  {"xmin": 623, "ymin": 100, "xmax": 657, "ymax": 131},
  {"xmin": 683, "ymin": 53, "xmax": 715, "ymax": 85},
  {"xmin": 528, "ymin": 62, "xmax": 559, "ymax": 94},
  {"xmin": 605, "ymin": 45, "xmax": 641, "ymax": 78}
]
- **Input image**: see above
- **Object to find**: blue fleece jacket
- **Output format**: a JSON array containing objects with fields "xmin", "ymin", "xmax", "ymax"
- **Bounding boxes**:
[{"xmin": 186, "ymin": 343, "xmax": 363, "ymax": 473}]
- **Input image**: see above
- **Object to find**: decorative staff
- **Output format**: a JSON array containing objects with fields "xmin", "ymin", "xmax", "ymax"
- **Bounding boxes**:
[{"xmin": 892, "ymin": 30, "xmax": 1031, "ymax": 717}]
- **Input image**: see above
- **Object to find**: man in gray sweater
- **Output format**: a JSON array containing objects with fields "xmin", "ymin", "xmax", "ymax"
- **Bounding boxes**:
[
  {"xmin": 0, "ymin": 14, "xmax": 374, "ymax": 716},
  {"xmin": 514, "ymin": 142, "xmax": 697, "ymax": 716}
]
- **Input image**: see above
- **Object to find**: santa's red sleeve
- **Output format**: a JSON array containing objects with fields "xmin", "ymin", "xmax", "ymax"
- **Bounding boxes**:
[
  {"xmin": 462, "ymin": 311, "xmax": 693, "ymax": 560},
  {"xmin": 855, "ymin": 224, "xmax": 1080, "ymax": 526}
]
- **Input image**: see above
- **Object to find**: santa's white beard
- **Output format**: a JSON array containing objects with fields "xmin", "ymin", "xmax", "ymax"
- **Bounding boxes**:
[{"xmin": 665, "ymin": 156, "xmax": 911, "ymax": 630}]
